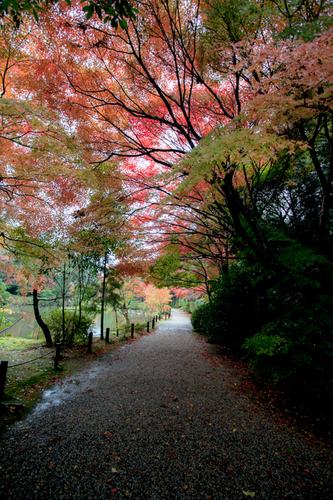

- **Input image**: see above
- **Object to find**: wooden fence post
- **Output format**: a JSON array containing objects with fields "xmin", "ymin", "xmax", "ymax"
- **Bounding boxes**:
[
  {"xmin": 0, "ymin": 360, "xmax": 8, "ymax": 402},
  {"xmin": 147, "ymin": 321, "xmax": 150, "ymax": 333},
  {"xmin": 105, "ymin": 328, "xmax": 110, "ymax": 343},
  {"xmin": 131, "ymin": 323, "xmax": 134, "ymax": 338},
  {"xmin": 152, "ymin": 317, "xmax": 155, "ymax": 329},
  {"xmin": 54, "ymin": 343, "xmax": 61, "ymax": 370},
  {"xmin": 87, "ymin": 331, "xmax": 93, "ymax": 354}
]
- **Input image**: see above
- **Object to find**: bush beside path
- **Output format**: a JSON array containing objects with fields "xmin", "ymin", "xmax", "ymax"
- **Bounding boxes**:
[{"xmin": 0, "ymin": 309, "xmax": 332, "ymax": 499}]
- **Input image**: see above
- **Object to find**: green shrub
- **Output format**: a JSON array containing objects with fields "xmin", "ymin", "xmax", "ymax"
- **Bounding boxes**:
[
  {"xmin": 183, "ymin": 301, "xmax": 191, "ymax": 313},
  {"xmin": 191, "ymin": 266, "xmax": 262, "ymax": 349},
  {"xmin": 191, "ymin": 249, "xmax": 333, "ymax": 399},
  {"xmin": 243, "ymin": 294, "xmax": 333, "ymax": 398},
  {"xmin": 45, "ymin": 309, "xmax": 94, "ymax": 345}
]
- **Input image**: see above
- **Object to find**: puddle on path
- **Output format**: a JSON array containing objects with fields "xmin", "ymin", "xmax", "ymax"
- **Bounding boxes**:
[{"xmin": 33, "ymin": 374, "xmax": 91, "ymax": 414}]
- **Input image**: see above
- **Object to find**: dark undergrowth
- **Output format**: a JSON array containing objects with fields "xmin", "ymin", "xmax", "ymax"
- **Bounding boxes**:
[{"xmin": 204, "ymin": 339, "xmax": 333, "ymax": 449}]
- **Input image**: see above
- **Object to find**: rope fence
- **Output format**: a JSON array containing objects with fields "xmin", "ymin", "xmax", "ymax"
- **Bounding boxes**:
[
  {"xmin": 0, "ymin": 316, "xmax": 24, "ymax": 335},
  {"xmin": 7, "ymin": 349, "xmax": 56, "ymax": 369}
]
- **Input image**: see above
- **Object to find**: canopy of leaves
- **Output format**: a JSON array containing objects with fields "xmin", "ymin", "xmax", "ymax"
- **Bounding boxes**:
[{"xmin": 0, "ymin": 0, "xmax": 137, "ymax": 28}]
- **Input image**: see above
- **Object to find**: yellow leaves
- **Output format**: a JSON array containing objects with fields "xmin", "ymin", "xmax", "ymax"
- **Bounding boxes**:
[
  {"xmin": 177, "ymin": 122, "xmax": 295, "ymax": 198},
  {"xmin": 174, "ymin": 30, "xmax": 333, "ymax": 201},
  {"xmin": 243, "ymin": 491, "xmax": 255, "ymax": 497}
]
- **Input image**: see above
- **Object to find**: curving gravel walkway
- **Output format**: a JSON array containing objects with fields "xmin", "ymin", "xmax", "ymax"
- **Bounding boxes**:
[{"xmin": 0, "ymin": 309, "xmax": 332, "ymax": 499}]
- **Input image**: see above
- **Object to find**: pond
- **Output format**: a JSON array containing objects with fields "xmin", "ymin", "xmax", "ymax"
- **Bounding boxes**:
[
  {"xmin": 1, "ymin": 305, "xmax": 145, "ymax": 339},
  {"xmin": 1, "ymin": 305, "xmax": 54, "ymax": 339}
]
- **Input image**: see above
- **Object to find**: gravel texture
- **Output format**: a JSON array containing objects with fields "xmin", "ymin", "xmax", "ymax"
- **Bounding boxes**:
[{"xmin": 0, "ymin": 309, "xmax": 333, "ymax": 500}]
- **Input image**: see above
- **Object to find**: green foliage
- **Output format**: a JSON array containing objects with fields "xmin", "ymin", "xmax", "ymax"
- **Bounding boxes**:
[
  {"xmin": 182, "ymin": 300, "xmax": 191, "ymax": 313},
  {"xmin": 39, "ymin": 288, "xmax": 58, "ymax": 301},
  {"xmin": 191, "ymin": 265, "xmax": 262, "ymax": 349},
  {"xmin": 244, "ymin": 294, "xmax": 333, "ymax": 398},
  {"xmin": 0, "ymin": 307, "xmax": 14, "ymax": 330},
  {"xmin": 191, "ymin": 234, "xmax": 333, "ymax": 398},
  {"xmin": 0, "ymin": 279, "xmax": 12, "ymax": 305},
  {"xmin": 0, "ymin": 0, "xmax": 137, "ymax": 28},
  {"xmin": 44, "ymin": 309, "xmax": 94, "ymax": 344},
  {"xmin": 0, "ymin": 281, "xmax": 14, "ymax": 330},
  {"xmin": 150, "ymin": 246, "xmax": 209, "ymax": 290},
  {"xmin": 202, "ymin": 0, "xmax": 268, "ymax": 44},
  {"xmin": 273, "ymin": 0, "xmax": 333, "ymax": 41}
]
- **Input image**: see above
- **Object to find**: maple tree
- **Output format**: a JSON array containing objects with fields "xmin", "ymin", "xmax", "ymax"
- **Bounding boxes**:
[
  {"xmin": 144, "ymin": 283, "xmax": 171, "ymax": 314},
  {"xmin": 22, "ymin": 0, "xmax": 328, "ymax": 274},
  {"xmin": 0, "ymin": 0, "xmax": 331, "ymax": 280},
  {"xmin": 16, "ymin": 0, "xmax": 244, "ymax": 280},
  {"xmin": 0, "ymin": 23, "xmax": 91, "ymax": 257}
]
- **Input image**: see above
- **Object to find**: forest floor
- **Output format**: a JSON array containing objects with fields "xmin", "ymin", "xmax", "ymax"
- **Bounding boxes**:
[{"xmin": 0, "ymin": 310, "xmax": 332, "ymax": 499}]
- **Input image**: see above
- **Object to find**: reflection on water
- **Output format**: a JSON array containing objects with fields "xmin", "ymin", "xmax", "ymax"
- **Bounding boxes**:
[
  {"xmin": 2, "ymin": 305, "xmax": 146, "ymax": 339},
  {"xmin": 92, "ymin": 310, "xmax": 145, "ymax": 337},
  {"xmin": 2, "ymin": 305, "xmax": 54, "ymax": 339}
]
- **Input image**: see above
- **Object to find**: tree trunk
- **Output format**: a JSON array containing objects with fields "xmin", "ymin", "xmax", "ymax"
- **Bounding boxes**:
[
  {"xmin": 115, "ymin": 307, "xmax": 119, "ymax": 336},
  {"xmin": 62, "ymin": 263, "xmax": 66, "ymax": 345},
  {"xmin": 33, "ymin": 289, "xmax": 52, "ymax": 346},
  {"xmin": 123, "ymin": 306, "xmax": 130, "ymax": 326},
  {"xmin": 100, "ymin": 252, "xmax": 108, "ymax": 340}
]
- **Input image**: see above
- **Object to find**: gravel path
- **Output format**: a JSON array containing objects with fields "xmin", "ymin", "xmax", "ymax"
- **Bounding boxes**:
[{"xmin": 1, "ymin": 309, "xmax": 332, "ymax": 500}]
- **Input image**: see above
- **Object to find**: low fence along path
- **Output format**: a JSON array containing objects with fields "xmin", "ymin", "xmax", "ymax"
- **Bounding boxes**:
[{"xmin": 0, "ymin": 309, "xmax": 332, "ymax": 499}]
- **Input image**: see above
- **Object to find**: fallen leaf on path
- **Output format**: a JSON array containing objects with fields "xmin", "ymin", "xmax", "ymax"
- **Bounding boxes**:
[{"xmin": 243, "ymin": 491, "xmax": 255, "ymax": 497}]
